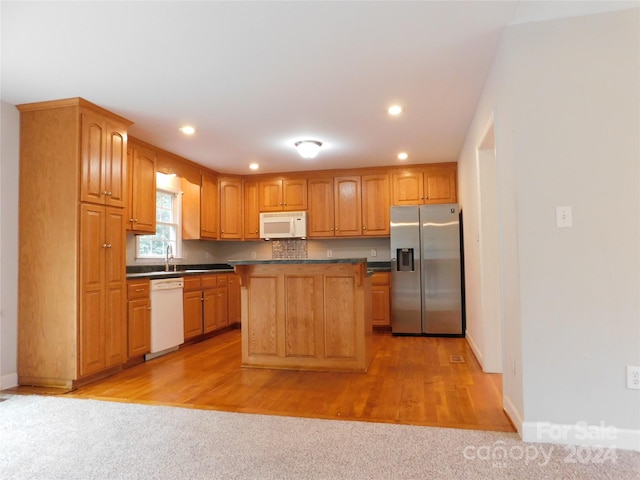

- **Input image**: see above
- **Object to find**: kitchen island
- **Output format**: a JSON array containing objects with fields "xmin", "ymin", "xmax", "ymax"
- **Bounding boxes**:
[{"xmin": 229, "ymin": 259, "xmax": 373, "ymax": 373}]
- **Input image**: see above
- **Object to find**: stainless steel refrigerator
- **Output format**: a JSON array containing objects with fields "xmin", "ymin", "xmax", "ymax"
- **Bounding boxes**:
[{"xmin": 390, "ymin": 204, "xmax": 465, "ymax": 336}]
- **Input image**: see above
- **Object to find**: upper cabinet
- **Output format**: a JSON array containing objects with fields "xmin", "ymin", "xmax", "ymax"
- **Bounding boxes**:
[
  {"xmin": 80, "ymin": 111, "xmax": 127, "ymax": 208},
  {"xmin": 126, "ymin": 141, "xmax": 156, "ymax": 234},
  {"xmin": 200, "ymin": 170, "xmax": 218, "ymax": 239},
  {"xmin": 361, "ymin": 174, "xmax": 390, "ymax": 236},
  {"xmin": 308, "ymin": 173, "xmax": 390, "ymax": 238},
  {"xmin": 391, "ymin": 163, "xmax": 457, "ymax": 205},
  {"xmin": 243, "ymin": 180, "xmax": 260, "ymax": 240},
  {"xmin": 219, "ymin": 177, "xmax": 243, "ymax": 240},
  {"xmin": 333, "ymin": 176, "xmax": 362, "ymax": 237},
  {"xmin": 259, "ymin": 177, "xmax": 307, "ymax": 211}
]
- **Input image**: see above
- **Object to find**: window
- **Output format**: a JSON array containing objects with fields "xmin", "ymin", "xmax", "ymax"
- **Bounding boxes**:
[{"xmin": 136, "ymin": 188, "xmax": 182, "ymax": 259}]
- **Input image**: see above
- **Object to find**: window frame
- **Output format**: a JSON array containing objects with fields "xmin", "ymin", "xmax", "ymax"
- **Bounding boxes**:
[{"xmin": 135, "ymin": 186, "xmax": 183, "ymax": 259}]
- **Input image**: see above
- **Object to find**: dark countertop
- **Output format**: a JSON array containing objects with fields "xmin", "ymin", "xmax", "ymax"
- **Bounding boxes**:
[
  {"xmin": 126, "ymin": 260, "xmax": 391, "ymax": 279},
  {"xmin": 126, "ymin": 263, "xmax": 233, "ymax": 280},
  {"xmin": 227, "ymin": 258, "xmax": 368, "ymax": 266}
]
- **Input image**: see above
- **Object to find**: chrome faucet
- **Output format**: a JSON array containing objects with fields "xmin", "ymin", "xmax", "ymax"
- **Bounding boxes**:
[{"xmin": 165, "ymin": 244, "xmax": 175, "ymax": 272}]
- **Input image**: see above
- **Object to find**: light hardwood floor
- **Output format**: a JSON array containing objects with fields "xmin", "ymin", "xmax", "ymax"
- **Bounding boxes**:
[{"xmin": 57, "ymin": 329, "xmax": 514, "ymax": 432}]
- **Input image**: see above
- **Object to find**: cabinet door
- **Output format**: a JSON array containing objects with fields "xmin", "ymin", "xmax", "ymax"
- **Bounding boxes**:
[
  {"xmin": 216, "ymin": 287, "xmax": 229, "ymax": 328},
  {"xmin": 372, "ymin": 285, "xmax": 391, "ymax": 327},
  {"xmin": 307, "ymin": 178, "xmax": 335, "ymax": 237},
  {"xmin": 361, "ymin": 174, "xmax": 390, "ymax": 236},
  {"xmin": 283, "ymin": 178, "xmax": 307, "ymax": 211},
  {"xmin": 129, "ymin": 145, "xmax": 156, "ymax": 233},
  {"xmin": 79, "ymin": 204, "xmax": 106, "ymax": 377},
  {"xmin": 227, "ymin": 274, "xmax": 241, "ymax": 325},
  {"xmin": 200, "ymin": 171, "xmax": 218, "ymax": 239},
  {"xmin": 219, "ymin": 178, "xmax": 243, "ymax": 239},
  {"xmin": 334, "ymin": 176, "xmax": 362, "ymax": 237},
  {"xmin": 423, "ymin": 165, "xmax": 457, "ymax": 204},
  {"xmin": 104, "ymin": 207, "xmax": 127, "ymax": 368},
  {"xmin": 128, "ymin": 298, "xmax": 150, "ymax": 358},
  {"xmin": 104, "ymin": 123, "xmax": 127, "ymax": 208},
  {"xmin": 243, "ymin": 180, "xmax": 260, "ymax": 239},
  {"xmin": 183, "ymin": 290, "xmax": 204, "ymax": 339},
  {"xmin": 80, "ymin": 112, "xmax": 106, "ymax": 205},
  {"xmin": 259, "ymin": 179, "xmax": 283, "ymax": 212},
  {"xmin": 391, "ymin": 170, "xmax": 423, "ymax": 206},
  {"xmin": 203, "ymin": 289, "xmax": 217, "ymax": 333}
]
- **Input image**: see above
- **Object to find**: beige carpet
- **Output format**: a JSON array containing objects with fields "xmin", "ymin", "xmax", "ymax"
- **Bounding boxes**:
[{"xmin": 0, "ymin": 394, "xmax": 638, "ymax": 479}]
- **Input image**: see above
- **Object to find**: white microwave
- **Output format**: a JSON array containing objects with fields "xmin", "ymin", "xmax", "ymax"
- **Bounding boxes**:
[{"xmin": 260, "ymin": 211, "xmax": 307, "ymax": 239}]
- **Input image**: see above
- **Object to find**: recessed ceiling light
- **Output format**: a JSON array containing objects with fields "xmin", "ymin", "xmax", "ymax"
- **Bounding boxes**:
[
  {"xmin": 249, "ymin": 163, "xmax": 259, "ymax": 170},
  {"xmin": 397, "ymin": 152, "xmax": 408, "ymax": 160},
  {"xmin": 179, "ymin": 125, "xmax": 196, "ymax": 135},
  {"xmin": 388, "ymin": 105, "xmax": 402, "ymax": 116}
]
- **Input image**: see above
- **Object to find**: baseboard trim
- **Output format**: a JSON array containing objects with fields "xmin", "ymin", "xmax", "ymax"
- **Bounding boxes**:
[
  {"xmin": 1, "ymin": 372, "xmax": 18, "ymax": 390},
  {"xmin": 503, "ymin": 394, "xmax": 523, "ymax": 436},
  {"xmin": 522, "ymin": 420, "xmax": 640, "ymax": 451},
  {"xmin": 465, "ymin": 330, "xmax": 484, "ymax": 369}
]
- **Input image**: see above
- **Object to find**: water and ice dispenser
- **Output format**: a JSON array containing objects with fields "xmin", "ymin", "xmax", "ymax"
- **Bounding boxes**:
[{"xmin": 396, "ymin": 248, "xmax": 415, "ymax": 271}]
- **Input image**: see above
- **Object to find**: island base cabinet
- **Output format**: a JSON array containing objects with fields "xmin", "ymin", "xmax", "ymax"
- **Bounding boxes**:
[{"xmin": 237, "ymin": 262, "xmax": 372, "ymax": 373}]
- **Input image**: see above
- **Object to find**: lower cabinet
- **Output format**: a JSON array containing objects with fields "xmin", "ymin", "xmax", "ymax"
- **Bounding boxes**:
[
  {"xmin": 183, "ymin": 273, "xmax": 238, "ymax": 340},
  {"xmin": 127, "ymin": 279, "xmax": 151, "ymax": 358},
  {"xmin": 371, "ymin": 272, "xmax": 391, "ymax": 328},
  {"xmin": 203, "ymin": 275, "xmax": 228, "ymax": 333},
  {"xmin": 183, "ymin": 276, "xmax": 204, "ymax": 340}
]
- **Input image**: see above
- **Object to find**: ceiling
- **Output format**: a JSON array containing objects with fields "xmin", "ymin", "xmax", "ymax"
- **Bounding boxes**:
[{"xmin": 1, "ymin": 1, "xmax": 636, "ymax": 175}]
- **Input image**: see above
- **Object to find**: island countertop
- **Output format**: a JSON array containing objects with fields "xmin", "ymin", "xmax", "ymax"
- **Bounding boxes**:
[{"xmin": 227, "ymin": 257, "xmax": 367, "ymax": 266}]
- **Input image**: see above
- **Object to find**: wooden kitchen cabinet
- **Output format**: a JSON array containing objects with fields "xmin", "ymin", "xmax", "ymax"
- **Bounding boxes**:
[
  {"xmin": 200, "ymin": 170, "xmax": 218, "ymax": 239},
  {"xmin": 227, "ymin": 273, "xmax": 241, "ymax": 325},
  {"xmin": 334, "ymin": 176, "xmax": 362, "ymax": 237},
  {"xmin": 243, "ymin": 180, "xmax": 260, "ymax": 239},
  {"xmin": 371, "ymin": 272, "xmax": 391, "ymax": 328},
  {"xmin": 361, "ymin": 174, "xmax": 390, "ymax": 236},
  {"xmin": 127, "ymin": 279, "xmax": 151, "ymax": 358},
  {"xmin": 17, "ymin": 98, "xmax": 132, "ymax": 388},
  {"xmin": 183, "ymin": 276, "xmax": 204, "ymax": 340},
  {"xmin": 202, "ymin": 275, "xmax": 228, "ymax": 333},
  {"xmin": 219, "ymin": 177, "xmax": 243, "ymax": 239},
  {"xmin": 259, "ymin": 177, "xmax": 307, "ymax": 212},
  {"xmin": 79, "ymin": 203, "xmax": 127, "ymax": 377},
  {"xmin": 126, "ymin": 140, "xmax": 156, "ymax": 234},
  {"xmin": 391, "ymin": 163, "xmax": 457, "ymax": 205},
  {"xmin": 80, "ymin": 110, "xmax": 127, "ymax": 208},
  {"xmin": 307, "ymin": 177, "xmax": 335, "ymax": 237}
]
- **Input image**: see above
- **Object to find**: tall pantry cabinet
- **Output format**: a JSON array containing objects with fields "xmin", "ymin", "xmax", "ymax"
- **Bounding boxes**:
[{"xmin": 17, "ymin": 98, "xmax": 132, "ymax": 388}]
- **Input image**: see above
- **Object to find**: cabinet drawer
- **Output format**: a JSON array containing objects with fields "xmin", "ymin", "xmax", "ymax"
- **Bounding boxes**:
[
  {"xmin": 127, "ymin": 279, "xmax": 150, "ymax": 299},
  {"xmin": 201, "ymin": 275, "xmax": 218, "ymax": 289},
  {"xmin": 371, "ymin": 272, "xmax": 390, "ymax": 286},
  {"xmin": 183, "ymin": 276, "xmax": 202, "ymax": 292}
]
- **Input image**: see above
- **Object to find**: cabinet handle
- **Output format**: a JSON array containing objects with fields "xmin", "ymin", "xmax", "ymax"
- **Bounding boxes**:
[
  {"xmin": 135, "ymin": 288, "xmax": 144, "ymax": 292},
  {"xmin": 147, "ymin": 307, "xmax": 151, "ymax": 311},
  {"xmin": 102, "ymin": 190, "xmax": 109, "ymax": 195},
  {"xmin": 363, "ymin": 226, "xmax": 367, "ymax": 230}
]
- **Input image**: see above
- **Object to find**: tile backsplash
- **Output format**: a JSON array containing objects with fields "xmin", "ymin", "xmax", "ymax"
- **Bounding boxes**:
[{"xmin": 271, "ymin": 239, "xmax": 308, "ymax": 259}]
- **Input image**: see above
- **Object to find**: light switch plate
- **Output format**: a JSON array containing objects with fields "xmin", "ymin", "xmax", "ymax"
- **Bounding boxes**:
[{"xmin": 556, "ymin": 206, "xmax": 572, "ymax": 228}]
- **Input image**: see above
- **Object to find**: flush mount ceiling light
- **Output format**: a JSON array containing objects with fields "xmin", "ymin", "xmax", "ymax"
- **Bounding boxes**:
[
  {"xmin": 249, "ymin": 163, "xmax": 259, "ymax": 171},
  {"xmin": 397, "ymin": 152, "xmax": 408, "ymax": 160},
  {"xmin": 388, "ymin": 105, "xmax": 403, "ymax": 116},
  {"xmin": 294, "ymin": 140, "xmax": 323, "ymax": 159},
  {"xmin": 179, "ymin": 125, "xmax": 196, "ymax": 135}
]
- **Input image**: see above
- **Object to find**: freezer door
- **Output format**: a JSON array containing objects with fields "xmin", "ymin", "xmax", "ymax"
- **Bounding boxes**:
[
  {"xmin": 390, "ymin": 206, "xmax": 422, "ymax": 334},
  {"xmin": 420, "ymin": 204, "xmax": 462, "ymax": 335}
]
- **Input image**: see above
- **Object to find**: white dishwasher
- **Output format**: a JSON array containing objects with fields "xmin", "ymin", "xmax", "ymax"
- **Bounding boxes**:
[{"xmin": 146, "ymin": 277, "xmax": 185, "ymax": 361}]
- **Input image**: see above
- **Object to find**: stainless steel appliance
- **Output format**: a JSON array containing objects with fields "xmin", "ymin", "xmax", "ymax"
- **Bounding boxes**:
[{"xmin": 390, "ymin": 204, "xmax": 464, "ymax": 336}]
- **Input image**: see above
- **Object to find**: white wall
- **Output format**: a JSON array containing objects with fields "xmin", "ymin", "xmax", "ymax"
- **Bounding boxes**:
[
  {"xmin": 459, "ymin": 9, "xmax": 640, "ymax": 448},
  {"xmin": 0, "ymin": 101, "xmax": 20, "ymax": 388}
]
